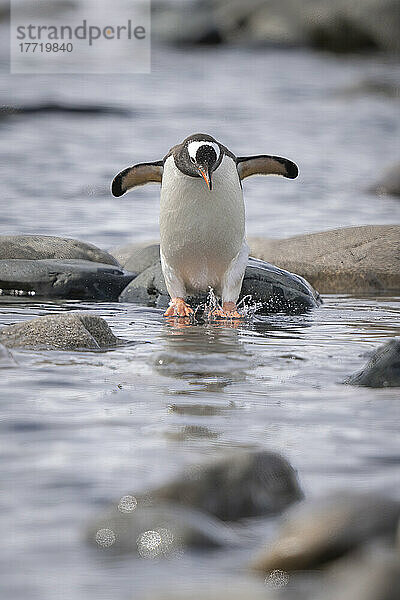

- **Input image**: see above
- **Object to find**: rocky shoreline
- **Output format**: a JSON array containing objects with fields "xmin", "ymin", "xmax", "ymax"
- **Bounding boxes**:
[{"xmin": 1, "ymin": 227, "xmax": 399, "ymax": 387}]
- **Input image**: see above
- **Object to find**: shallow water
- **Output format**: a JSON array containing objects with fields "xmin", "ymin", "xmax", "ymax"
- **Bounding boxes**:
[
  {"xmin": 1, "ymin": 12, "xmax": 400, "ymax": 599},
  {"xmin": 0, "ymin": 295, "xmax": 399, "ymax": 599}
]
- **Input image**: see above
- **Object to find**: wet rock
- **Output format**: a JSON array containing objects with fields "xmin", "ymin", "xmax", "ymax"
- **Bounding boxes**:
[
  {"xmin": 0, "ymin": 259, "xmax": 135, "ymax": 300},
  {"xmin": 250, "ymin": 225, "xmax": 400, "ymax": 293},
  {"xmin": 369, "ymin": 163, "xmax": 400, "ymax": 197},
  {"xmin": 87, "ymin": 502, "xmax": 239, "ymax": 555},
  {"xmin": 142, "ymin": 450, "xmax": 303, "ymax": 521},
  {"xmin": 0, "ymin": 102, "xmax": 132, "ymax": 118},
  {"xmin": 153, "ymin": 0, "xmax": 400, "ymax": 53},
  {"xmin": 251, "ymin": 492, "xmax": 400, "ymax": 573},
  {"xmin": 321, "ymin": 546, "xmax": 400, "ymax": 600},
  {"xmin": 345, "ymin": 338, "xmax": 400, "ymax": 388},
  {"xmin": 119, "ymin": 259, "xmax": 168, "ymax": 307},
  {"xmin": 118, "ymin": 246, "xmax": 320, "ymax": 314},
  {"xmin": 0, "ymin": 235, "xmax": 119, "ymax": 265},
  {"xmin": 0, "ymin": 343, "xmax": 16, "ymax": 366},
  {"xmin": 0, "ymin": 313, "xmax": 123, "ymax": 350}
]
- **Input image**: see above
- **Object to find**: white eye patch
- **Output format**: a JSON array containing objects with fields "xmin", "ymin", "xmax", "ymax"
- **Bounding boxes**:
[{"xmin": 187, "ymin": 141, "xmax": 220, "ymax": 162}]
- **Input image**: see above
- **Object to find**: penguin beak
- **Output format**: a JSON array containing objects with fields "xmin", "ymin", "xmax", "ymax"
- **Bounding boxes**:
[{"xmin": 197, "ymin": 165, "xmax": 213, "ymax": 191}]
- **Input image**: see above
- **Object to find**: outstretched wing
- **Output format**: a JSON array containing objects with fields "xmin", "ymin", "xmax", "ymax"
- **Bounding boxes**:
[
  {"xmin": 111, "ymin": 161, "xmax": 163, "ymax": 197},
  {"xmin": 237, "ymin": 155, "xmax": 298, "ymax": 180}
]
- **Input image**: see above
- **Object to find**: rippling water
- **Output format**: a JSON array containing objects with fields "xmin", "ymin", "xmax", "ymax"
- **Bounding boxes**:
[
  {"xmin": 1, "ymin": 295, "xmax": 399, "ymax": 599},
  {"xmin": 1, "ymin": 14, "xmax": 400, "ymax": 599}
]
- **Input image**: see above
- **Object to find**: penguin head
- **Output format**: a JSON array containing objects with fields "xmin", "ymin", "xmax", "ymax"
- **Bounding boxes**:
[{"xmin": 173, "ymin": 133, "xmax": 223, "ymax": 191}]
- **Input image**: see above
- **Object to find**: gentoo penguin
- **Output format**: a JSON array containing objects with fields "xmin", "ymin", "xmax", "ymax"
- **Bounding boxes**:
[{"xmin": 112, "ymin": 133, "xmax": 298, "ymax": 318}]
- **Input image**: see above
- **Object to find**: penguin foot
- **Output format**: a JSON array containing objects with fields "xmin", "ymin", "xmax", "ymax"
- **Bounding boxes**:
[
  {"xmin": 208, "ymin": 303, "xmax": 243, "ymax": 320},
  {"xmin": 164, "ymin": 297, "xmax": 194, "ymax": 318},
  {"xmin": 222, "ymin": 302, "xmax": 243, "ymax": 320}
]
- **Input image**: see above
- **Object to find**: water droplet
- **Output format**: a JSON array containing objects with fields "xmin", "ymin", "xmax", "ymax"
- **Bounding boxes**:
[
  {"xmin": 137, "ymin": 530, "xmax": 162, "ymax": 559},
  {"xmin": 95, "ymin": 528, "xmax": 116, "ymax": 548},
  {"xmin": 118, "ymin": 494, "xmax": 137, "ymax": 513},
  {"xmin": 265, "ymin": 569, "xmax": 289, "ymax": 588}
]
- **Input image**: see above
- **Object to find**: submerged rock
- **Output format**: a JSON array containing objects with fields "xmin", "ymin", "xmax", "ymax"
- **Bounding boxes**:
[
  {"xmin": 141, "ymin": 450, "xmax": 303, "ymax": 521},
  {"xmin": 345, "ymin": 339, "xmax": 400, "ymax": 388},
  {"xmin": 251, "ymin": 492, "xmax": 400, "ymax": 573},
  {"xmin": 118, "ymin": 245, "xmax": 320, "ymax": 314},
  {"xmin": 87, "ymin": 502, "xmax": 239, "ymax": 555},
  {"xmin": 0, "ymin": 313, "xmax": 123, "ymax": 350},
  {"xmin": 0, "ymin": 259, "xmax": 134, "ymax": 300},
  {"xmin": 0, "ymin": 235, "xmax": 119, "ymax": 265},
  {"xmin": 250, "ymin": 225, "xmax": 400, "ymax": 293}
]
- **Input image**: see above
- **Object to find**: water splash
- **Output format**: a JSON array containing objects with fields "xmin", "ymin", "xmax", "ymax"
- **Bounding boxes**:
[
  {"xmin": 195, "ymin": 288, "xmax": 262, "ymax": 322},
  {"xmin": 237, "ymin": 294, "xmax": 263, "ymax": 319}
]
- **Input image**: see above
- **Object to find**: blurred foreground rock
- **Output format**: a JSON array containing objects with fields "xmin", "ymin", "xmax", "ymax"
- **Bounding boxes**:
[
  {"xmin": 250, "ymin": 225, "xmax": 400, "ymax": 294},
  {"xmin": 116, "ymin": 245, "xmax": 320, "ymax": 314},
  {"xmin": 345, "ymin": 338, "xmax": 400, "ymax": 387},
  {"xmin": 142, "ymin": 450, "xmax": 303, "ymax": 521},
  {"xmin": 0, "ymin": 313, "xmax": 122, "ymax": 350},
  {"xmin": 251, "ymin": 492, "xmax": 400, "ymax": 573},
  {"xmin": 88, "ymin": 450, "xmax": 302, "ymax": 556},
  {"xmin": 320, "ymin": 546, "xmax": 400, "ymax": 600},
  {"xmin": 140, "ymin": 579, "xmax": 274, "ymax": 600},
  {"xmin": 88, "ymin": 502, "xmax": 239, "ymax": 555},
  {"xmin": 153, "ymin": 0, "xmax": 400, "ymax": 53}
]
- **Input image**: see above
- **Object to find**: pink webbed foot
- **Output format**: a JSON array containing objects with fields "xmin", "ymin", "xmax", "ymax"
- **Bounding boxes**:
[
  {"xmin": 164, "ymin": 297, "xmax": 194, "ymax": 318},
  {"xmin": 208, "ymin": 302, "xmax": 244, "ymax": 320},
  {"xmin": 221, "ymin": 302, "xmax": 244, "ymax": 320}
]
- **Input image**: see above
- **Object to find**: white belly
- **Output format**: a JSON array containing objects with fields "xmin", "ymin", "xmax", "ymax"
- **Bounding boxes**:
[{"xmin": 160, "ymin": 154, "xmax": 245, "ymax": 293}]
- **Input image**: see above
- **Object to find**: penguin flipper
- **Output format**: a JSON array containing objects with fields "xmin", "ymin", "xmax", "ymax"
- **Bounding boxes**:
[
  {"xmin": 237, "ymin": 155, "xmax": 298, "ymax": 180},
  {"xmin": 112, "ymin": 161, "xmax": 163, "ymax": 197}
]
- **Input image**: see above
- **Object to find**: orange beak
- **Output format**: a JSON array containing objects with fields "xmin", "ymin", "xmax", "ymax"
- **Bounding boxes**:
[{"xmin": 198, "ymin": 166, "xmax": 212, "ymax": 191}]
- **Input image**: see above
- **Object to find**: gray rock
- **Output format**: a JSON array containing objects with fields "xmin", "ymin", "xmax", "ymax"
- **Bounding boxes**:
[
  {"xmin": 0, "ymin": 342, "xmax": 16, "ymax": 366},
  {"xmin": 345, "ymin": 338, "xmax": 400, "ymax": 388},
  {"xmin": 369, "ymin": 163, "xmax": 400, "ymax": 197},
  {"xmin": 140, "ymin": 450, "xmax": 303, "ymax": 521},
  {"xmin": 153, "ymin": 0, "xmax": 400, "ymax": 53},
  {"xmin": 0, "ymin": 235, "xmax": 119, "ymax": 265},
  {"xmin": 87, "ymin": 502, "xmax": 239, "ymax": 555},
  {"xmin": 118, "ymin": 247, "xmax": 320, "ymax": 314},
  {"xmin": 250, "ymin": 225, "xmax": 400, "ymax": 293},
  {"xmin": 0, "ymin": 313, "xmax": 123, "ymax": 350},
  {"xmin": 251, "ymin": 492, "xmax": 400, "ymax": 573},
  {"xmin": 0, "ymin": 259, "xmax": 135, "ymax": 300},
  {"xmin": 124, "ymin": 243, "xmax": 161, "ymax": 274}
]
